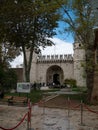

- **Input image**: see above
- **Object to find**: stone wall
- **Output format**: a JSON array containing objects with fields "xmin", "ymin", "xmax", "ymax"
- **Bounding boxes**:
[{"xmin": 30, "ymin": 55, "xmax": 74, "ymax": 83}]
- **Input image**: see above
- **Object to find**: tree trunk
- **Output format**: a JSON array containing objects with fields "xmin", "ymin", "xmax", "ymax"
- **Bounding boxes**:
[
  {"xmin": 22, "ymin": 45, "xmax": 34, "ymax": 82},
  {"xmin": 25, "ymin": 69, "xmax": 30, "ymax": 82},
  {"xmin": 86, "ymin": 70, "xmax": 94, "ymax": 103},
  {"xmin": 91, "ymin": 65, "xmax": 98, "ymax": 104},
  {"xmin": 86, "ymin": 46, "xmax": 95, "ymax": 103}
]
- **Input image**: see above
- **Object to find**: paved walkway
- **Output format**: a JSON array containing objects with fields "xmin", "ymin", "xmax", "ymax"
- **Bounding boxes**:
[
  {"xmin": 0, "ymin": 104, "xmax": 98, "ymax": 130},
  {"xmin": 31, "ymin": 105, "xmax": 98, "ymax": 130},
  {"xmin": 32, "ymin": 105, "xmax": 74, "ymax": 130}
]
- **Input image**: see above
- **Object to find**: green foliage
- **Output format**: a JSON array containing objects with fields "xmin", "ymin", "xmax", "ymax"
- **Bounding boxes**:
[
  {"xmin": 61, "ymin": 0, "xmax": 97, "ymax": 103},
  {"xmin": 64, "ymin": 79, "xmax": 77, "ymax": 88},
  {"xmin": 0, "ymin": 65, "xmax": 5, "ymax": 89},
  {"xmin": 72, "ymin": 87, "xmax": 87, "ymax": 93},
  {"xmin": 4, "ymin": 69, "xmax": 17, "ymax": 90},
  {"xmin": 0, "ymin": 43, "xmax": 21, "ymax": 67},
  {"xmin": 0, "ymin": 0, "xmax": 63, "ymax": 82},
  {"xmin": 62, "ymin": 0, "xmax": 95, "ymax": 44},
  {"xmin": 29, "ymin": 90, "xmax": 43, "ymax": 103},
  {"xmin": 0, "ymin": 0, "xmax": 62, "ymax": 48},
  {"xmin": 0, "ymin": 67, "xmax": 17, "ymax": 91}
]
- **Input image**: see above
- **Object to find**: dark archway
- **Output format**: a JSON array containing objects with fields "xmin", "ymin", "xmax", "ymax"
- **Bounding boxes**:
[
  {"xmin": 53, "ymin": 74, "xmax": 60, "ymax": 85},
  {"xmin": 46, "ymin": 65, "xmax": 64, "ymax": 85}
]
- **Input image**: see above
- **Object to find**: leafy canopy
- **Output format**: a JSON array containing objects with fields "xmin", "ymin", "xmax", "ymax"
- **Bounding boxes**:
[{"xmin": 0, "ymin": 0, "xmax": 63, "ymax": 49}]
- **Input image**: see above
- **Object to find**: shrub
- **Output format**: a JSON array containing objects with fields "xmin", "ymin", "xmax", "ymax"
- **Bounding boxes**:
[{"xmin": 64, "ymin": 79, "xmax": 77, "ymax": 88}]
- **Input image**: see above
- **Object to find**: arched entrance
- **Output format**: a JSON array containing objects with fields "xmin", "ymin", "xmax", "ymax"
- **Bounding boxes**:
[{"xmin": 46, "ymin": 65, "xmax": 64, "ymax": 85}]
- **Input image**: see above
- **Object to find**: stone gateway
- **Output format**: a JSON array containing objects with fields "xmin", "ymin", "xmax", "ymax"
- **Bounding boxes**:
[{"xmin": 26, "ymin": 41, "xmax": 86, "ymax": 87}]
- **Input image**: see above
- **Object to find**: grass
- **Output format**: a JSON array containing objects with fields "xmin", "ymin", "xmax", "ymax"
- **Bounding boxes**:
[
  {"xmin": 4, "ymin": 89, "xmax": 60, "ymax": 103},
  {"xmin": 5, "ymin": 90, "xmax": 42, "ymax": 103},
  {"xmin": 72, "ymin": 87, "xmax": 87, "ymax": 93},
  {"xmin": 3, "ymin": 88, "xmax": 87, "ymax": 104},
  {"xmin": 61, "ymin": 93, "xmax": 87, "ymax": 103}
]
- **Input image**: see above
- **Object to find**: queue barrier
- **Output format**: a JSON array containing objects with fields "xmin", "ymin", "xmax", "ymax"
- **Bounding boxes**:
[
  {"xmin": 39, "ymin": 97, "xmax": 98, "ymax": 126},
  {"xmin": 0, "ymin": 113, "xmax": 28, "ymax": 130},
  {"xmin": 65, "ymin": 97, "xmax": 98, "ymax": 113},
  {"xmin": 38, "ymin": 97, "xmax": 98, "ymax": 114},
  {"xmin": 0, "ymin": 97, "xmax": 98, "ymax": 129},
  {"xmin": 0, "ymin": 99, "xmax": 32, "ymax": 130},
  {"xmin": 83, "ymin": 104, "xmax": 98, "ymax": 114},
  {"xmin": 66, "ymin": 97, "xmax": 98, "ymax": 125}
]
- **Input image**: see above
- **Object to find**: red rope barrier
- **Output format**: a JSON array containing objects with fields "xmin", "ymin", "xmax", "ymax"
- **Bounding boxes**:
[
  {"xmin": 70, "ymin": 103, "xmax": 81, "ymax": 109},
  {"xmin": 0, "ymin": 112, "xmax": 28, "ymax": 130},
  {"xmin": 84, "ymin": 104, "xmax": 98, "ymax": 114},
  {"xmin": 68, "ymin": 99, "xmax": 98, "ymax": 114},
  {"xmin": 0, "ymin": 100, "xmax": 34, "ymax": 130},
  {"xmin": 68, "ymin": 99, "xmax": 81, "ymax": 109}
]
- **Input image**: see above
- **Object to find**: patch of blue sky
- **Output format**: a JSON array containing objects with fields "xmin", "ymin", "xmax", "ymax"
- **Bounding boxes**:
[
  {"xmin": 54, "ymin": 5, "xmax": 75, "ymax": 44},
  {"xmin": 54, "ymin": 21, "xmax": 74, "ymax": 43}
]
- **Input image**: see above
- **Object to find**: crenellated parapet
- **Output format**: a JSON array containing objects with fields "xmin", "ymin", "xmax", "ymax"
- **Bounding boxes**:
[{"xmin": 37, "ymin": 54, "xmax": 73, "ymax": 63}]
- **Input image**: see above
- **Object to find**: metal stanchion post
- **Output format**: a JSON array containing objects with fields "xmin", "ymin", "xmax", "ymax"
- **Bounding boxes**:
[
  {"xmin": 67, "ymin": 97, "xmax": 71, "ymax": 130},
  {"xmin": 68, "ymin": 97, "xmax": 70, "ymax": 117},
  {"xmin": 42, "ymin": 95, "xmax": 46, "ymax": 130},
  {"xmin": 80, "ymin": 100, "xmax": 85, "ymax": 126},
  {"xmin": 43, "ymin": 95, "xmax": 45, "ymax": 115},
  {"xmin": 29, "ymin": 107, "xmax": 31, "ymax": 129},
  {"xmin": 27, "ymin": 112, "xmax": 29, "ymax": 130},
  {"xmin": 28, "ymin": 101, "xmax": 34, "ymax": 130}
]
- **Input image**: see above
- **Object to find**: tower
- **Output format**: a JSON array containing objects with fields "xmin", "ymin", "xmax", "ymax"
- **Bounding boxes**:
[{"xmin": 73, "ymin": 39, "xmax": 86, "ymax": 87}]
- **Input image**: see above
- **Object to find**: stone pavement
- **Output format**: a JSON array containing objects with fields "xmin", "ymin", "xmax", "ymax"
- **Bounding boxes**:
[
  {"xmin": 32, "ymin": 105, "xmax": 74, "ymax": 130},
  {"xmin": 41, "ymin": 113, "xmax": 74, "ymax": 130},
  {"xmin": 31, "ymin": 105, "xmax": 98, "ymax": 130},
  {"xmin": 0, "ymin": 104, "xmax": 98, "ymax": 130}
]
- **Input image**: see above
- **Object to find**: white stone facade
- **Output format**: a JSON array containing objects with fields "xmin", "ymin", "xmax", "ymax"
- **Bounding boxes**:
[{"xmin": 28, "ymin": 42, "xmax": 86, "ymax": 87}]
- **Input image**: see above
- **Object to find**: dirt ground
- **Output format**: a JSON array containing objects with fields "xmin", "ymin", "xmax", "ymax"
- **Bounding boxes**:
[
  {"xmin": 40, "ymin": 95, "xmax": 81, "ymax": 108},
  {"xmin": 0, "ymin": 96, "xmax": 98, "ymax": 130}
]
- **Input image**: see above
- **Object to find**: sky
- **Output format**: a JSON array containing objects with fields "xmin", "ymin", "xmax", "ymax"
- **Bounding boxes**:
[
  {"xmin": 10, "ymin": 21, "xmax": 74, "ymax": 68},
  {"xmin": 10, "ymin": 37, "xmax": 74, "ymax": 68},
  {"xmin": 41, "ymin": 37, "xmax": 74, "ymax": 55}
]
